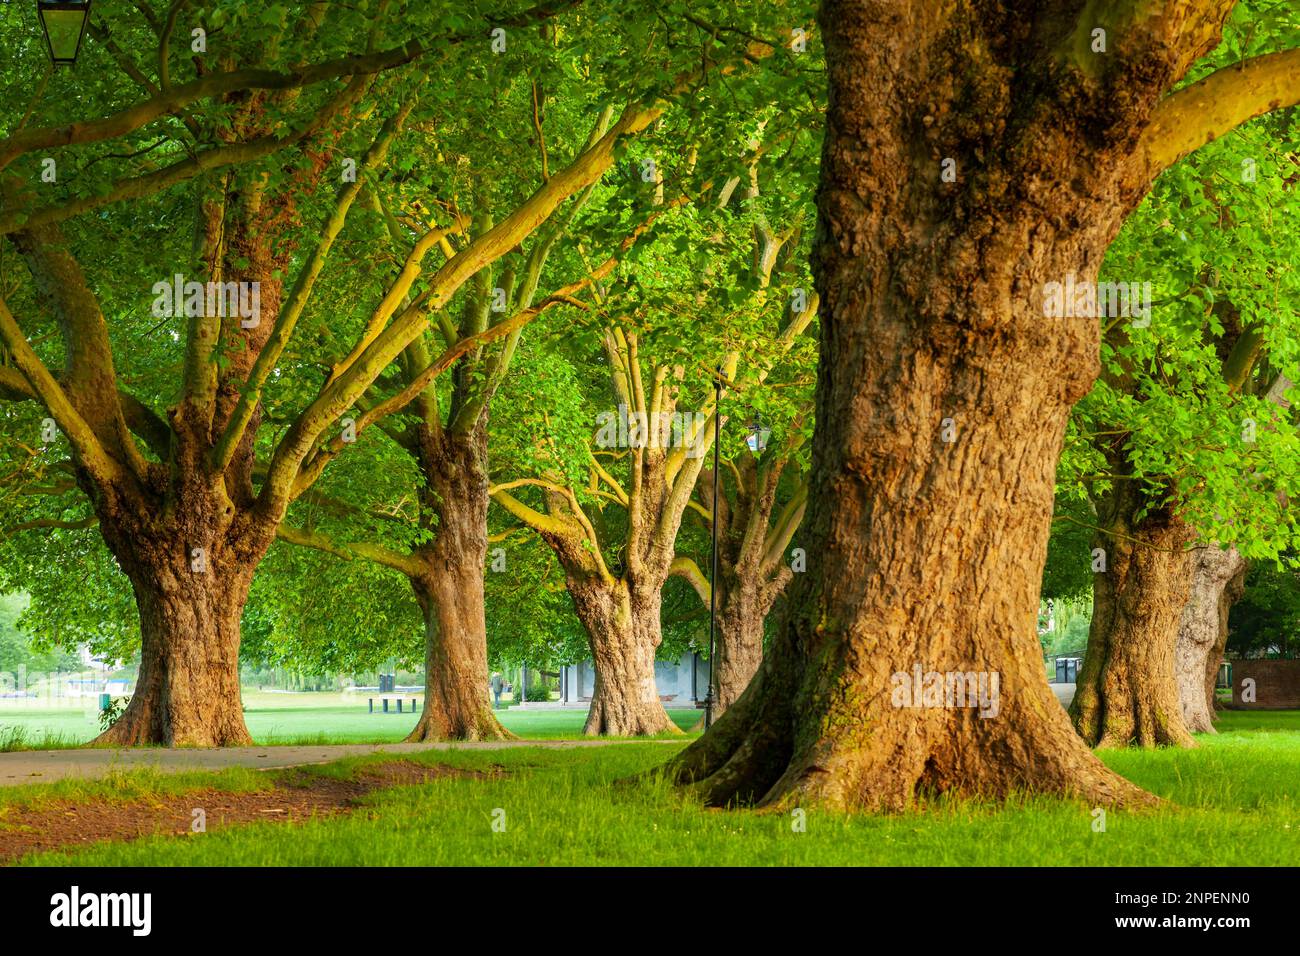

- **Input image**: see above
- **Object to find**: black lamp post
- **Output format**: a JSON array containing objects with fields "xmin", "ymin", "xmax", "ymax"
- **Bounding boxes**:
[
  {"xmin": 37, "ymin": 1, "xmax": 92, "ymax": 67},
  {"xmin": 704, "ymin": 370, "xmax": 724, "ymax": 729}
]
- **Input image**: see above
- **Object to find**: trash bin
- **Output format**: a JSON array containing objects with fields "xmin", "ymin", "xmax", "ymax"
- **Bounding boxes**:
[
  {"xmin": 99, "ymin": 692, "xmax": 111, "ymax": 712},
  {"xmin": 1054, "ymin": 658, "xmax": 1081, "ymax": 683}
]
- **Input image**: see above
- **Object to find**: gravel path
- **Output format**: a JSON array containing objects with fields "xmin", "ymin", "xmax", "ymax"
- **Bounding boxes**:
[{"xmin": 0, "ymin": 739, "xmax": 681, "ymax": 787}]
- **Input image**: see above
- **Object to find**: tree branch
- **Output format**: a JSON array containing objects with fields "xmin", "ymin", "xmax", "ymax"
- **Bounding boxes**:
[
  {"xmin": 0, "ymin": 299, "xmax": 122, "ymax": 487},
  {"xmin": 275, "ymin": 522, "xmax": 423, "ymax": 578},
  {"xmin": 669, "ymin": 554, "xmax": 711, "ymax": 604},
  {"xmin": 211, "ymin": 98, "xmax": 414, "ymax": 476},
  {"xmin": 1140, "ymin": 47, "xmax": 1300, "ymax": 179},
  {"xmin": 0, "ymin": 78, "xmax": 370, "ymax": 236}
]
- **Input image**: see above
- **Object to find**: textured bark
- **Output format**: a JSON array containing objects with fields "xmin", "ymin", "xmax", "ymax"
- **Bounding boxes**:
[
  {"xmin": 97, "ymin": 572, "xmax": 254, "ymax": 747},
  {"xmin": 567, "ymin": 575, "xmax": 678, "ymax": 736},
  {"xmin": 666, "ymin": 0, "xmax": 1232, "ymax": 811},
  {"xmin": 406, "ymin": 426, "xmax": 512, "ymax": 742},
  {"xmin": 88, "ymin": 187, "xmax": 287, "ymax": 746},
  {"xmin": 91, "ymin": 492, "xmax": 270, "ymax": 746},
  {"xmin": 712, "ymin": 578, "xmax": 769, "ymax": 714},
  {"xmin": 1071, "ymin": 488, "xmax": 1197, "ymax": 748},
  {"xmin": 1174, "ymin": 546, "xmax": 1246, "ymax": 733},
  {"xmin": 697, "ymin": 460, "xmax": 802, "ymax": 718}
]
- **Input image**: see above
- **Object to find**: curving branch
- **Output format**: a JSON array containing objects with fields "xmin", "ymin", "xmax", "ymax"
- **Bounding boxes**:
[
  {"xmin": 0, "ymin": 299, "xmax": 122, "ymax": 488},
  {"xmin": 0, "ymin": 77, "xmax": 371, "ymax": 236},
  {"xmin": 0, "ymin": 40, "xmax": 426, "ymax": 172},
  {"xmin": 276, "ymin": 522, "xmax": 423, "ymax": 578},
  {"xmin": 1140, "ymin": 47, "xmax": 1300, "ymax": 179},
  {"xmin": 669, "ymin": 554, "xmax": 711, "ymax": 604}
]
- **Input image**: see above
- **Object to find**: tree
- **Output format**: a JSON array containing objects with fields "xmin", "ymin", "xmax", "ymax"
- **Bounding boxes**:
[
  {"xmin": 491, "ymin": 139, "xmax": 817, "ymax": 734},
  {"xmin": 688, "ymin": 426, "xmax": 809, "ymax": 717},
  {"xmin": 668, "ymin": 0, "xmax": 1300, "ymax": 810},
  {"xmin": 0, "ymin": 1, "xmax": 688, "ymax": 745},
  {"xmin": 1068, "ymin": 105, "xmax": 1300, "ymax": 748},
  {"xmin": 274, "ymin": 132, "xmax": 667, "ymax": 739},
  {"xmin": 1174, "ymin": 545, "xmax": 1246, "ymax": 733}
]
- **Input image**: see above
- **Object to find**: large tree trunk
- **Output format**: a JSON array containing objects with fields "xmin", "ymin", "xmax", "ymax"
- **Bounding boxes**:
[
  {"xmin": 92, "ymin": 518, "xmax": 262, "ymax": 747},
  {"xmin": 1174, "ymin": 547, "xmax": 1246, "ymax": 733},
  {"xmin": 406, "ymin": 426, "xmax": 512, "ymax": 742},
  {"xmin": 1071, "ymin": 512, "xmax": 1196, "ymax": 748},
  {"xmin": 663, "ymin": 0, "xmax": 1227, "ymax": 811},
  {"xmin": 405, "ymin": 572, "xmax": 512, "ymax": 741},
  {"xmin": 567, "ymin": 576, "xmax": 679, "ymax": 736},
  {"xmin": 665, "ymin": 236, "xmax": 1153, "ymax": 807}
]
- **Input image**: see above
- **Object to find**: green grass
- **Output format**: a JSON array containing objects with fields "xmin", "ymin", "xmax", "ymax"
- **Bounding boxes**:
[
  {"xmin": 12, "ymin": 709, "xmax": 1300, "ymax": 866},
  {"xmin": 0, "ymin": 691, "xmax": 702, "ymax": 749},
  {"xmin": 0, "ymin": 765, "xmax": 277, "ymax": 813}
]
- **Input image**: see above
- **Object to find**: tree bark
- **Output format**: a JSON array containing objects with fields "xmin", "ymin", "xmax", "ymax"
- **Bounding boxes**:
[
  {"xmin": 92, "ymin": 508, "xmax": 266, "ymax": 746},
  {"xmin": 1174, "ymin": 546, "xmax": 1246, "ymax": 733},
  {"xmin": 712, "ymin": 576, "xmax": 769, "ymax": 715},
  {"xmin": 1070, "ymin": 493, "xmax": 1197, "ymax": 748},
  {"xmin": 566, "ymin": 575, "xmax": 679, "ymax": 736},
  {"xmin": 405, "ymin": 425, "xmax": 512, "ymax": 742},
  {"xmin": 695, "ymin": 461, "xmax": 802, "ymax": 718},
  {"xmin": 664, "ymin": 0, "xmax": 1233, "ymax": 811}
]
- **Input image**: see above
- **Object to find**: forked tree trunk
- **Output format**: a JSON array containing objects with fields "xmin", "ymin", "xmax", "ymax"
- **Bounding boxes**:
[
  {"xmin": 695, "ymin": 464, "xmax": 800, "ymax": 719},
  {"xmin": 1071, "ymin": 492, "xmax": 1197, "ymax": 748},
  {"xmin": 406, "ymin": 427, "xmax": 512, "ymax": 742},
  {"xmin": 93, "ymin": 526, "xmax": 260, "ymax": 747},
  {"xmin": 1174, "ymin": 547, "xmax": 1246, "ymax": 733},
  {"xmin": 712, "ymin": 564, "xmax": 789, "ymax": 716},
  {"xmin": 567, "ymin": 576, "xmax": 679, "ymax": 736},
  {"xmin": 713, "ymin": 580, "xmax": 766, "ymax": 715},
  {"xmin": 662, "ymin": 0, "xmax": 1220, "ymax": 811}
]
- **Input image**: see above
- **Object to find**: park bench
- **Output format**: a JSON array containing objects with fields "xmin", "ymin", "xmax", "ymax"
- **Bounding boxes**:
[{"xmin": 367, "ymin": 694, "xmax": 421, "ymax": 714}]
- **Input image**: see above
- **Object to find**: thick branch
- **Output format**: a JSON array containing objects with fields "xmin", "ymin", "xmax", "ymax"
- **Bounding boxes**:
[
  {"xmin": 0, "ymin": 299, "xmax": 122, "ymax": 487},
  {"xmin": 276, "ymin": 522, "xmax": 423, "ymax": 578},
  {"xmin": 0, "ymin": 41, "xmax": 426, "ymax": 172},
  {"xmin": 211, "ymin": 99, "xmax": 414, "ymax": 475},
  {"xmin": 1141, "ymin": 48, "xmax": 1300, "ymax": 178},
  {"xmin": 670, "ymin": 555, "xmax": 711, "ymax": 604}
]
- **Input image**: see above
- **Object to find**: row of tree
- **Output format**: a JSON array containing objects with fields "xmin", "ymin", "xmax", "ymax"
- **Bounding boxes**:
[{"xmin": 1, "ymin": 0, "xmax": 1298, "ymax": 812}]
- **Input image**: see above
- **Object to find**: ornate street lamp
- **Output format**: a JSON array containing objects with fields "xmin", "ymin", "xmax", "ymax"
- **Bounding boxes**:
[{"xmin": 37, "ymin": 1, "xmax": 92, "ymax": 67}]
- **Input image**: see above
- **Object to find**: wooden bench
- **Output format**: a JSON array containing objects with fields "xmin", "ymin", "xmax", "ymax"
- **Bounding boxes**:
[{"xmin": 368, "ymin": 694, "xmax": 420, "ymax": 714}]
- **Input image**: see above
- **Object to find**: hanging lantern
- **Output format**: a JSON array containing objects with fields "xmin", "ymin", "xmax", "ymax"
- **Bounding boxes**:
[
  {"xmin": 37, "ymin": 1, "xmax": 92, "ymax": 67},
  {"xmin": 746, "ymin": 416, "xmax": 771, "ymax": 455}
]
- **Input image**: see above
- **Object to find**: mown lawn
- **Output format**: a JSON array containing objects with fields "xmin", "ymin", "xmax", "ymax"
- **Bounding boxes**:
[
  {"xmin": 8, "ymin": 710, "xmax": 1300, "ymax": 867},
  {"xmin": 0, "ymin": 693, "xmax": 702, "ymax": 749}
]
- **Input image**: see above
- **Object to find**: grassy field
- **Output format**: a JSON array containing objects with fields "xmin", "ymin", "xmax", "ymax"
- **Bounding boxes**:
[
  {"xmin": 0, "ymin": 690, "xmax": 702, "ymax": 749},
  {"xmin": 5, "ymin": 710, "xmax": 1300, "ymax": 866}
]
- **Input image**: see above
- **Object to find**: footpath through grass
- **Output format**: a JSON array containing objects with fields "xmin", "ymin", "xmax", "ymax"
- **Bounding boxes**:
[{"xmin": 7, "ymin": 711, "xmax": 1300, "ymax": 866}]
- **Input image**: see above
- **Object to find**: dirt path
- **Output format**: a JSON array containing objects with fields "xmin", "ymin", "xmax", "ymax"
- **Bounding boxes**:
[
  {"xmin": 0, "ymin": 760, "xmax": 499, "ymax": 864},
  {"xmin": 0, "ymin": 739, "xmax": 680, "ymax": 787}
]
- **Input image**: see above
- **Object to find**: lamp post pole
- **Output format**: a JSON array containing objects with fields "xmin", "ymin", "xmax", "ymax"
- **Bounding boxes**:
[{"xmin": 705, "ymin": 371, "xmax": 723, "ymax": 729}]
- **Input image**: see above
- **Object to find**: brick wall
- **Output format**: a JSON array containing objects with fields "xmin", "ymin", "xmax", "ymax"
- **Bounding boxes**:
[{"xmin": 1231, "ymin": 660, "xmax": 1300, "ymax": 709}]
